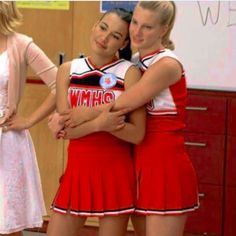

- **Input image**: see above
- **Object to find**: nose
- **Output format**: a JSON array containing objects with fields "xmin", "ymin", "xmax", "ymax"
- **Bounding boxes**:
[
  {"xmin": 134, "ymin": 26, "xmax": 142, "ymax": 37},
  {"xmin": 101, "ymin": 32, "xmax": 110, "ymax": 43},
  {"xmin": 131, "ymin": 24, "xmax": 142, "ymax": 38}
]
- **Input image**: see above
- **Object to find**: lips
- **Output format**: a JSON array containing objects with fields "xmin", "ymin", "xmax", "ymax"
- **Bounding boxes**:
[
  {"xmin": 95, "ymin": 40, "xmax": 107, "ymax": 49},
  {"xmin": 132, "ymin": 37, "xmax": 143, "ymax": 44}
]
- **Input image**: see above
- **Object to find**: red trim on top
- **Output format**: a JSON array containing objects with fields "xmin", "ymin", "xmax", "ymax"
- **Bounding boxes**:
[
  {"xmin": 87, "ymin": 56, "xmax": 119, "ymax": 70},
  {"xmin": 140, "ymin": 48, "xmax": 165, "ymax": 61},
  {"xmin": 71, "ymin": 70, "xmax": 103, "ymax": 79},
  {"xmin": 69, "ymin": 84, "xmax": 124, "ymax": 91}
]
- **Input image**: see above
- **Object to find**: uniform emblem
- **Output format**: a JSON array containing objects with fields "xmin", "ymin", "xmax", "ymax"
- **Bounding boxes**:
[{"xmin": 99, "ymin": 73, "xmax": 117, "ymax": 89}]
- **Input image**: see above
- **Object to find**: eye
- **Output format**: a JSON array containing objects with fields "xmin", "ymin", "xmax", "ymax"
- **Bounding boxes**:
[
  {"xmin": 144, "ymin": 25, "xmax": 152, "ymax": 30},
  {"xmin": 112, "ymin": 34, "xmax": 120, "ymax": 40},
  {"xmin": 131, "ymin": 18, "xmax": 138, "ymax": 25},
  {"xmin": 99, "ymin": 24, "xmax": 107, "ymax": 31}
]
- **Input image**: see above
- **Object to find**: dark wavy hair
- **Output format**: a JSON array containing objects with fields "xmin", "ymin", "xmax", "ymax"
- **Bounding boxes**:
[{"xmin": 101, "ymin": 8, "xmax": 133, "ymax": 60}]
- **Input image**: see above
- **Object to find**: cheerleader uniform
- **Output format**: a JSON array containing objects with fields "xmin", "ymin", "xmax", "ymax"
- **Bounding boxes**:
[
  {"xmin": 133, "ymin": 49, "xmax": 199, "ymax": 215},
  {"xmin": 52, "ymin": 57, "xmax": 136, "ymax": 217}
]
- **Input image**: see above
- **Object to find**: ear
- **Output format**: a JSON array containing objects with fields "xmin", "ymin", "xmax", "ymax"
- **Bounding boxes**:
[
  {"xmin": 160, "ymin": 25, "xmax": 169, "ymax": 38},
  {"xmin": 120, "ymin": 39, "xmax": 129, "ymax": 50}
]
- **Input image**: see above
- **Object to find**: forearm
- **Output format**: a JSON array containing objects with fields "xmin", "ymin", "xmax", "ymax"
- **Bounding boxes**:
[
  {"xmin": 27, "ymin": 92, "xmax": 56, "ymax": 127},
  {"xmin": 113, "ymin": 86, "xmax": 147, "ymax": 111},
  {"xmin": 110, "ymin": 106, "xmax": 146, "ymax": 144},
  {"xmin": 110, "ymin": 122, "xmax": 145, "ymax": 144},
  {"xmin": 64, "ymin": 119, "xmax": 99, "ymax": 139},
  {"xmin": 75, "ymin": 104, "xmax": 107, "ymax": 123},
  {"xmin": 74, "ymin": 106, "xmax": 102, "ymax": 122}
]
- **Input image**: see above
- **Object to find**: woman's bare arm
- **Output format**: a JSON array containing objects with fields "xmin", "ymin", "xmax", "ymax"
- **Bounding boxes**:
[{"xmin": 113, "ymin": 57, "xmax": 182, "ymax": 111}]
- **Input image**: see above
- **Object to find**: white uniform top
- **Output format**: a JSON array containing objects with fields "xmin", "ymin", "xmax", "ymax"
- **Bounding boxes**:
[
  {"xmin": 132, "ymin": 49, "xmax": 187, "ymax": 117},
  {"xmin": 69, "ymin": 57, "xmax": 134, "ymax": 107}
]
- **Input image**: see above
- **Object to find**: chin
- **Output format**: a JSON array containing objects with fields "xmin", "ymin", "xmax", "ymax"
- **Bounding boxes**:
[{"xmin": 133, "ymin": 44, "xmax": 143, "ymax": 51}]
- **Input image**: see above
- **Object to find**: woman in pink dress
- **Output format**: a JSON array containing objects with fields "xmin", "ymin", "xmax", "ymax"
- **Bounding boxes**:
[{"xmin": 0, "ymin": 2, "xmax": 57, "ymax": 235}]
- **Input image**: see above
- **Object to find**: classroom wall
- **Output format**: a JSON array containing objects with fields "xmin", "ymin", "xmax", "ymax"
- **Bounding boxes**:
[{"xmin": 172, "ymin": 1, "xmax": 236, "ymax": 91}]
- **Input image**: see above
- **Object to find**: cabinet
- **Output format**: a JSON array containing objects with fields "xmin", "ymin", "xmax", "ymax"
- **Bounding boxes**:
[
  {"xmin": 184, "ymin": 92, "xmax": 227, "ymax": 236},
  {"xmin": 224, "ymin": 98, "xmax": 236, "ymax": 236},
  {"xmin": 184, "ymin": 91, "xmax": 236, "ymax": 236}
]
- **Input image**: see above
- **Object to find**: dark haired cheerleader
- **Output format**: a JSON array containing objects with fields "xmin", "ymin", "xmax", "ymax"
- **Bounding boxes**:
[{"xmin": 47, "ymin": 8, "xmax": 146, "ymax": 236}]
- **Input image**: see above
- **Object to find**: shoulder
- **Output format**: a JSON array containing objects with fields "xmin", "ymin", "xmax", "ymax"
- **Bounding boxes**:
[
  {"xmin": 70, "ymin": 58, "xmax": 83, "ymax": 68},
  {"xmin": 69, "ymin": 57, "xmax": 90, "ymax": 76},
  {"xmin": 153, "ymin": 49, "xmax": 181, "ymax": 65},
  {"xmin": 124, "ymin": 64, "xmax": 141, "ymax": 85},
  {"xmin": 119, "ymin": 58, "xmax": 141, "ymax": 80},
  {"xmin": 148, "ymin": 56, "xmax": 182, "ymax": 84},
  {"xmin": 120, "ymin": 59, "xmax": 134, "ymax": 69},
  {"xmin": 126, "ymin": 63, "xmax": 141, "ymax": 75},
  {"xmin": 113, "ymin": 59, "xmax": 135, "ymax": 73},
  {"xmin": 8, "ymin": 32, "xmax": 33, "ymax": 47},
  {"xmin": 59, "ymin": 61, "xmax": 71, "ymax": 74},
  {"xmin": 150, "ymin": 49, "xmax": 183, "ymax": 72}
]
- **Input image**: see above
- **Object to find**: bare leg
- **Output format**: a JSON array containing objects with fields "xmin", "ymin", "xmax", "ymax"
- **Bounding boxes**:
[
  {"xmin": 130, "ymin": 215, "xmax": 146, "ymax": 236},
  {"xmin": 47, "ymin": 212, "xmax": 86, "ymax": 236},
  {"xmin": 99, "ymin": 215, "xmax": 129, "ymax": 236},
  {"xmin": 146, "ymin": 214, "xmax": 187, "ymax": 236}
]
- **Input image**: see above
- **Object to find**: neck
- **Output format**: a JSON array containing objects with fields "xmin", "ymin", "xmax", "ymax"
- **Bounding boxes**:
[
  {"xmin": 0, "ymin": 34, "xmax": 7, "ymax": 53},
  {"xmin": 139, "ymin": 42, "xmax": 164, "ymax": 58},
  {"xmin": 89, "ymin": 53, "xmax": 117, "ymax": 68}
]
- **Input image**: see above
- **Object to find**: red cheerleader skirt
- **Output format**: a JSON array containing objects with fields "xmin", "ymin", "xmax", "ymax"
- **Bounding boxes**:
[
  {"xmin": 134, "ymin": 116, "xmax": 199, "ymax": 215},
  {"xmin": 51, "ymin": 132, "xmax": 136, "ymax": 217}
]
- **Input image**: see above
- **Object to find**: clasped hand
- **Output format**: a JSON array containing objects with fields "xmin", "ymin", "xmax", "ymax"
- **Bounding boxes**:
[
  {"xmin": 48, "ymin": 103, "xmax": 131, "ymax": 139},
  {"xmin": 1, "ymin": 115, "xmax": 32, "ymax": 132}
]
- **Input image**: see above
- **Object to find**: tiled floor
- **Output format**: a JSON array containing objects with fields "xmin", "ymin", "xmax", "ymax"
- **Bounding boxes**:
[
  {"xmin": 23, "ymin": 227, "xmax": 135, "ymax": 236},
  {"xmin": 23, "ymin": 232, "xmax": 46, "ymax": 236},
  {"xmin": 23, "ymin": 230, "xmax": 201, "ymax": 236}
]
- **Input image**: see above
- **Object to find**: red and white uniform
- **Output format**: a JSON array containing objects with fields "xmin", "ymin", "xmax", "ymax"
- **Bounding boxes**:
[
  {"xmin": 133, "ymin": 49, "xmax": 199, "ymax": 215},
  {"xmin": 52, "ymin": 57, "xmax": 136, "ymax": 217}
]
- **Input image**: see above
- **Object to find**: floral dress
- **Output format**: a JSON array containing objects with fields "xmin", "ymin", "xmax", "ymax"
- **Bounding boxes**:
[{"xmin": 0, "ymin": 51, "xmax": 46, "ymax": 234}]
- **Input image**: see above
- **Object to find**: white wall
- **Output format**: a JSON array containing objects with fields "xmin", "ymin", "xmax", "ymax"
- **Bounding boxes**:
[{"xmin": 172, "ymin": 1, "xmax": 236, "ymax": 91}]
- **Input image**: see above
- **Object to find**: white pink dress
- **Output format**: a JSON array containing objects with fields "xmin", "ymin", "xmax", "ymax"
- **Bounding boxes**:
[{"xmin": 0, "ymin": 51, "xmax": 46, "ymax": 234}]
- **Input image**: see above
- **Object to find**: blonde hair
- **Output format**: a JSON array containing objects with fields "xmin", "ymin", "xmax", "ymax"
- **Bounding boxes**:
[
  {"xmin": 138, "ymin": 1, "xmax": 176, "ymax": 50},
  {"xmin": 0, "ymin": 1, "xmax": 23, "ymax": 35}
]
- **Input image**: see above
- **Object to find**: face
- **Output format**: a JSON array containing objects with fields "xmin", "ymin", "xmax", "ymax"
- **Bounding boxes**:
[
  {"xmin": 90, "ymin": 13, "xmax": 129, "ymax": 59},
  {"xmin": 130, "ymin": 5, "xmax": 167, "ymax": 55}
]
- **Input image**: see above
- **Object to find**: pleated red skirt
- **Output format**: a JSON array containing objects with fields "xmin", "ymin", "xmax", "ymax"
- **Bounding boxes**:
[
  {"xmin": 51, "ymin": 132, "xmax": 136, "ymax": 217},
  {"xmin": 134, "ymin": 116, "xmax": 199, "ymax": 215}
]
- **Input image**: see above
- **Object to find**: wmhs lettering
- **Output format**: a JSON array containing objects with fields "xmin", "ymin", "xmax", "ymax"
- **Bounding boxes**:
[{"xmin": 69, "ymin": 88, "xmax": 115, "ymax": 107}]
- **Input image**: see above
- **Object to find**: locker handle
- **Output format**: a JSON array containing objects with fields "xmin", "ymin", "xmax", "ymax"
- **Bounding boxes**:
[
  {"xmin": 198, "ymin": 193, "xmax": 205, "ymax": 198},
  {"xmin": 78, "ymin": 52, "xmax": 85, "ymax": 58},
  {"xmin": 59, "ymin": 52, "xmax": 65, "ymax": 65},
  {"xmin": 186, "ymin": 106, "xmax": 208, "ymax": 111},
  {"xmin": 184, "ymin": 141, "xmax": 207, "ymax": 147}
]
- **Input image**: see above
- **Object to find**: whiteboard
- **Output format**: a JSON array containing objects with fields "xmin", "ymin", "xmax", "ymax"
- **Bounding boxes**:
[{"xmin": 172, "ymin": 1, "xmax": 236, "ymax": 91}]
